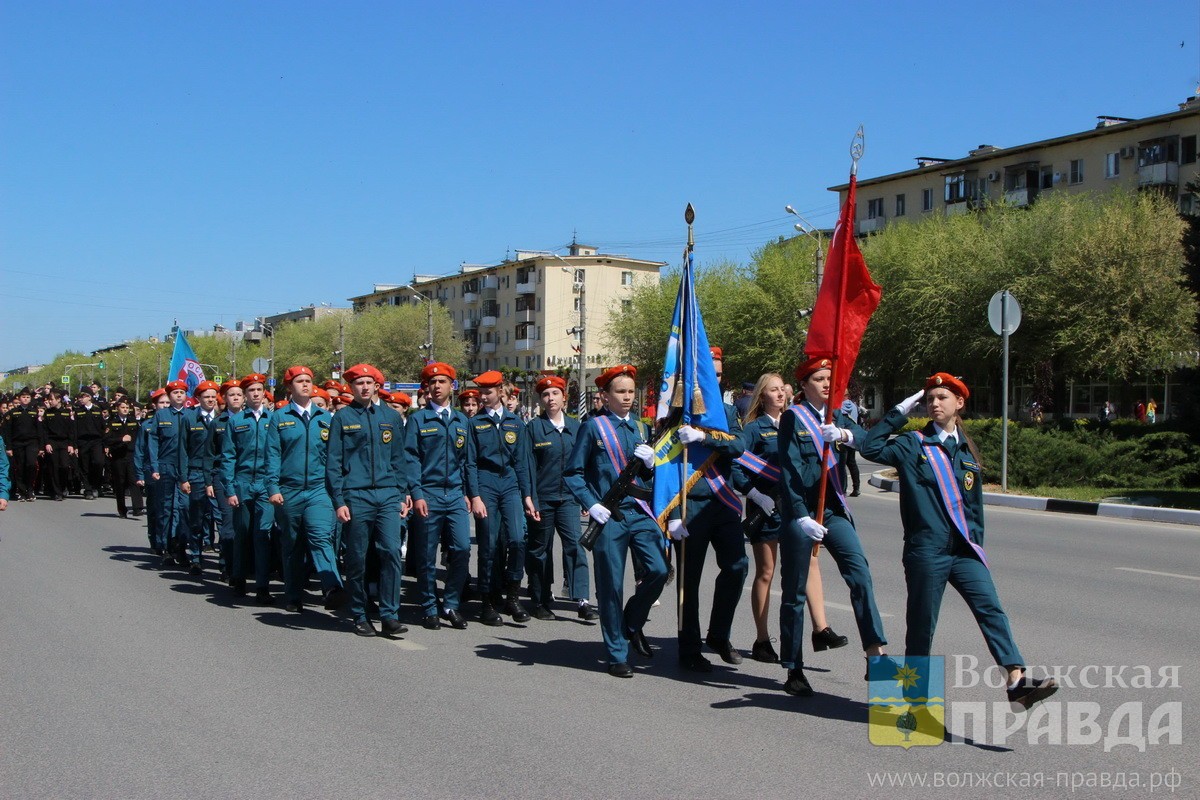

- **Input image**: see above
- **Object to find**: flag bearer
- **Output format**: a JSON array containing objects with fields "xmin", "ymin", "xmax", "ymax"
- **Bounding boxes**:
[{"xmin": 221, "ymin": 374, "xmax": 274, "ymax": 602}]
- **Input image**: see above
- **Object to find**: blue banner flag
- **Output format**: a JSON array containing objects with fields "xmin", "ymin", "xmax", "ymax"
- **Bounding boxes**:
[
  {"xmin": 652, "ymin": 238, "xmax": 728, "ymax": 525},
  {"xmin": 167, "ymin": 331, "xmax": 206, "ymax": 398}
]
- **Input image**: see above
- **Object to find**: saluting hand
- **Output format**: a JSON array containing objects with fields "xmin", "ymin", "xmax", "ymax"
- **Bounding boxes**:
[{"xmin": 897, "ymin": 390, "xmax": 925, "ymax": 415}]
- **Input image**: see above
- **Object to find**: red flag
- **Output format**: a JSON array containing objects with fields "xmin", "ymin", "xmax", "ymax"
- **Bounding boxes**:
[{"xmin": 804, "ymin": 173, "xmax": 881, "ymax": 409}]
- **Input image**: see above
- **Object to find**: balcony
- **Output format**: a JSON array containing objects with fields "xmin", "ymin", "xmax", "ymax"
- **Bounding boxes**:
[
  {"xmin": 1003, "ymin": 188, "xmax": 1034, "ymax": 207},
  {"xmin": 857, "ymin": 217, "xmax": 884, "ymax": 234},
  {"xmin": 516, "ymin": 309, "xmax": 535, "ymax": 323},
  {"xmin": 480, "ymin": 341, "xmax": 497, "ymax": 354},
  {"xmin": 1138, "ymin": 162, "xmax": 1179, "ymax": 187},
  {"xmin": 515, "ymin": 338, "xmax": 535, "ymax": 352},
  {"xmin": 481, "ymin": 315, "xmax": 497, "ymax": 328},
  {"xmin": 482, "ymin": 276, "xmax": 499, "ymax": 290},
  {"xmin": 463, "ymin": 292, "xmax": 479, "ymax": 304},
  {"xmin": 945, "ymin": 201, "xmax": 971, "ymax": 216},
  {"xmin": 462, "ymin": 316, "xmax": 478, "ymax": 330},
  {"xmin": 516, "ymin": 279, "xmax": 536, "ymax": 295}
]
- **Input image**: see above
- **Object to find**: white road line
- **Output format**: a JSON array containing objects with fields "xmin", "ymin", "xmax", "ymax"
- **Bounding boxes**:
[{"xmin": 1115, "ymin": 567, "xmax": 1200, "ymax": 582}]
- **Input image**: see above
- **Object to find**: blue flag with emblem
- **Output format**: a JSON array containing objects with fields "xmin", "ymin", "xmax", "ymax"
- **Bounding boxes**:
[
  {"xmin": 167, "ymin": 330, "xmax": 206, "ymax": 399},
  {"xmin": 652, "ymin": 208, "xmax": 729, "ymax": 525}
]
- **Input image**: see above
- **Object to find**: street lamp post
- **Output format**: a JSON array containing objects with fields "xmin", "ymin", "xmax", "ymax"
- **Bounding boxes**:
[
  {"xmin": 785, "ymin": 205, "xmax": 825, "ymax": 289},
  {"xmin": 406, "ymin": 284, "xmax": 434, "ymax": 364}
]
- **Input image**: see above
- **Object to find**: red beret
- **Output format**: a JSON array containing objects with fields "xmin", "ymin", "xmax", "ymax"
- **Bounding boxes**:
[
  {"xmin": 710, "ymin": 346, "xmax": 724, "ymax": 360},
  {"xmin": 422, "ymin": 362, "xmax": 456, "ymax": 382},
  {"xmin": 164, "ymin": 380, "xmax": 188, "ymax": 392},
  {"xmin": 394, "ymin": 392, "xmax": 412, "ymax": 407},
  {"xmin": 240, "ymin": 373, "xmax": 267, "ymax": 390},
  {"xmin": 313, "ymin": 387, "xmax": 331, "ymax": 402},
  {"xmin": 322, "ymin": 380, "xmax": 343, "ymax": 391},
  {"xmin": 219, "ymin": 379, "xmax": 240, "ymax": 395},
  {"xmin": 473, "ymin": 370, "xmax": 503, "ymax": 388},
  {"xmin": 150, "ymin": 388, "xmax": 167, "ymax": 400},
  {"xmin": 536, "ymin": 375, "xmax": 567, "ymax": 394},
  {"xmin": 925, "ymin": 372, "xmax": 970, "ymax": 400},
  {"xmin": 377, "ymin": 389, "xmax": 393, "ymax": 402},
  {"xmin": 794, "ymin": 356, "xmax": 833, "ymax": 382},
  {"xmin": 283, "ymin": 365, "xmax": 313, "ymax": 384},
  {"xmin": 595, "ymin": 364, "xmax": 637, "ymax": 389},
  {"xmin": 458, "ymin": 388, "xmax": 480, "ymax": 402},
  {"xmin": 274, "ymin": 399, "xmax": 289, "ymax": 409},
  {"xmin": 340, "ymin": 391, "xmax": 355, "ymax": 402},
  {"xmin": 192, "ymin": 380, "xmax": 219, "ymax": 397},
  {"xmin": 343, "ymin": 363, "xmax": 384, "ymax": 385}
]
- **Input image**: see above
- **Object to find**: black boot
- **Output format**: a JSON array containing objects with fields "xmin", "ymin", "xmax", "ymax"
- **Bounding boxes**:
[
  {"xmin": 478, "ymin": 600, "xmax": 503, "ymax": 627},
  {"xmin": 503, "ymin": 580, "xmax": 531, "ymax": 622}
]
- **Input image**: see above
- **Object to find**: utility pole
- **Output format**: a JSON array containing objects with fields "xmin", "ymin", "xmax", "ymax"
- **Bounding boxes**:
[
  {"xmin": 338, "ymin": 316, "xmax": 346, "ymax": 376},
  {"xmin": 406, "ymin": 285, "xmax": 435, "ymax": 364},
  {"xmin": 230, "ymin": 333, "xmax": 237, "ymax": 379}
]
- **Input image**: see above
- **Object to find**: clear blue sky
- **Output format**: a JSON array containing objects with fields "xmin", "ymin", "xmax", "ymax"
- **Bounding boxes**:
[{"xmin": 3, "ymin": 0, "xmax": 1196, "ymax": 367}]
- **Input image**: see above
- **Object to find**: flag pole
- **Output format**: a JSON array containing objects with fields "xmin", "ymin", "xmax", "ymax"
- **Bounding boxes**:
[
  {"xmin": 677, "ymin": 203, "xmax": 695, "ymax": 632},
  {"xmin": 813, "ymin": 126, "xmax": 864, "ymax": 558}
]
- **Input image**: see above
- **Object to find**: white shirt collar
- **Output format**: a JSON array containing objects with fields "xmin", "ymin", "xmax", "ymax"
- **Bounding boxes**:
[{"xmin": 932, "ymin": 422, "xmax": 959, "ymax": 443}]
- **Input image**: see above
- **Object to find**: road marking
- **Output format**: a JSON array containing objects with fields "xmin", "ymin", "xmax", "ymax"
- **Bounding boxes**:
[
  {"xmin": 390, "ymin": 638, "xmax": 427, "ymax": 651},
  {"xmin": 1115, "ymin": 567, "xmax": 1200, "ymax": 582}
]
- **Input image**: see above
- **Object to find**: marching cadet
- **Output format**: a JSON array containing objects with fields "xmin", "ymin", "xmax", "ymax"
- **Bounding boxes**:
[
  {"xmin": 859, "ymin": 373, "xmax": 1059, "ymax": 710},
  {"xmin": 458, "ymin": 388, "xmax": 480, "ymax": 417},
  {"xmin": 74, "ymin": 387, "xmax": 107, "ymax": 500},
  {"xmin": 669, "ymin": 346, "xmax": 749, "ymax": 673},
  {"xmin": 148, "ymin": 381, "xmax": 191, "ymax": 562},
  {"xmin": 181, "ymin": 381, "xmax": 220, "ymax": 576},
  {"xmin": 564, "ymin": 365, "xmax": 668, "ymax": 678},
  {"xmin": 210, "ymin": 380, "xmax": 244, "ymax": 580},
  {"xmin": 104, "ymin": 397, "xmax": 144, "ymax": 518},
  {"xmin": 466, "ymin": 370, "xmax": 532, "ymax": 624},
  {"xmin": 0, "ymin": 444, "xmax": 9, "ymax": 511},
  {"xmin": 733, "ymin": 372, "xmax": 848, "ymax": 663},
  {"xmin": 326, "ymin": 363, "xmax": 408, "ymax": 637},
  {"xmin": 403, "ymin": 362, "xmax": 473, "ymax": 631},
  {"xmin": 777, "ymin": 356, "xmax": 889, "ymax": 697},
  {"xmin": 266, "ymin": 366, "xmax": 348, "ymax": 614},
  {"xmin": 522, "ymin": 375, "xmax": 596, "ymax": 621},
  {"xmin": 221, "ymin": 374, "xmax": 275, "ymax": 602},
  {"xmin": 42, "ymin": 389, "xmax": 76, "ymax": 501},
  {"xmin": 1, "ymin": 387, "xmax": 44, "ymax": 502},
  {"xmin": 136, "ymin": 390, "xmax": 171, "ymax": 553}
]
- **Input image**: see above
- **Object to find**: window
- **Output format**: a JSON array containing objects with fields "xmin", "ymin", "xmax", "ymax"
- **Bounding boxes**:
[
  {"xmin": 943, "ymin": 173, "xmax": 973, "ymax": 203},
  {"xmin": 922, "ymin": 188, "xmax": 934, "ymax": 211},
  {"xmin": 621, "ymin": 271, "xmax": 634, "ymax": 286},
  {"xmin": 866, "ymin": 198, "xmax": 884, "ymax": 219},
  {"xmin": 516, "ymin": 295, "xmax": 534, "ymax": 312},
  {"xmin": 1040, "ymin": 165, "xmax": 1054, "ymax": 190},
  {"xmin": 895, "ymin": 193, "xmax": 906, "ymax": 217},
  {"xmin": 516, "ymin": 322, "xmax": 533, "ymax": 340},
  {"xmin": 1069, "ymin": 159, "xmax": 1084, "ymax": 184},
  {"xmin": 1105, "ymin": 153, "xmax": 1120, "ymax": 178},
  {"xmin": 1139, "ymin": 138, "xmax": 1178, "ymax": 166},
  {"xmin": 1183, "ymin": 135, "xmax": 1197, "ymax": 165}
]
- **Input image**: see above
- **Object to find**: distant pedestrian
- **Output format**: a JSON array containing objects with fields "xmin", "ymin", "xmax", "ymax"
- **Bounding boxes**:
[
  {"xmin": 1146, "ymin": 398, "xmax": 1157, "ymax": 424},
  {"xmin": 1135, "ymin": 400, "xmax": 1146, "ymax": 423}
]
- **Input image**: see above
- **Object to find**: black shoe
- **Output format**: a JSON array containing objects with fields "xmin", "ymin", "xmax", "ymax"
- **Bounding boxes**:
[
  {"xmin": 381, "ymin": 618, "xmax": 407, "ymax": 637},
  {"xmin": 627, "ymin": 628, "xmax": 653, "ymax": 658},
  {"xmin": 84, "ymin": 490, "xmax": 96, "ymax": 500},
  {"xmin": 230, "ymin": 578, "xmax": 247, "ymax": 597},
  {"xmin": 353, "ymin": 620, "xmax": 377, "ymax": 637},
  {"xmin": 504, "ymin": 596, "xmax": 532, "ymax": 623},
  {"xmin": 751, "ymin": 639, "xmax": 780, "ymax": 663},
  {"xmin": 608, "ymin": 662, "xmax": 634, "ymax": 678},
  {"xmin": 442, "ymin": 608, "xmax": 468, "ymax": 629},
  {"xmin": 421, "ymin": 615, "xmax": 442, "ymax": 630},
  {"xmin": 119, "ymin": 512, "xmax": 128, "ymax": 519},
  {"xmin": 679, "ymin": 653, "xmax": 713, "ymax": 673},
  {"xmin": 531, "ymin": 605, "xmax": 555, "ymax": 620},
  {"xmin": 188, "ymin": 563, "xmax": 202, "ymax": 577},
  {"xmin": 784, "ymin": 668, "xmax": 814, "ymax": 696},
  {"xmin": 1008, "ymin": 677, "xmax": 1059, "ymax": 711},
  {"xmin": 323, "ymin": 586, "xmax": 349, "ymax": 611},
  {"xmin": 255, "ymin": 589, "xmax": 274, "ymax": 606},
  {"xmin": 850, "ymin": 488, "xmax": 861, "ymax": 497},
  {"xmin": 284, "ymin": 602, "xmax": 304, "ymax": 613},
  {"xmin": 578, "ymin": 602, "xmax": 599, "ymax": 621},
  {"xmin": 478, "ymin": 602, "xmax": 503, "ymax": 627},
  {"xmin": 55, "ymin": 495, "xmax": 65, "ymax": 501},
  {"xmin": 811, "ymin": 626, "xmax": 850, "ymax": 652},
  {"xmin": 705, "ymin": 636, "xmax": 744, "ymax": 665}
]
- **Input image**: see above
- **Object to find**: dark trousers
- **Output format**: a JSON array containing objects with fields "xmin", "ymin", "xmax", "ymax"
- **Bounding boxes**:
[
  {"xmin": 342, "ymin": 488, "xmax": 403, "ymax": 622},
  {"xmin": 592, "ymin": 507, "xmax": 668, "ymax": 665},
  {"xmin": 77, "ymin": 439, "xmax": 105, "ymax": 493},
  {"xmin": 44, "ymin": 443, "xmax": 73, "ymax": 498},
  {"xmin": 839, "ymin": 448, "xmax": 860, "ymax": 493},
  {"xmin": 412, "ymin": 489, "xmax": 471, "ymax": 615},
  {"xmin": 231, "ymin": 481, "xmax": 274, "ymax": 590},
  {"xmin": 476, "ymin": 478, "xmax": 526, "ymax": 593},
  {"xmin": 187, "ymin": 480, "xmax": 218, "ymax": 565},
  {"xmin": 109, "ymin": 456, "xmax": 143, "ymax": 515},
  {"xmin": 10, "ymin": 442, "xmax": 39, "ymax": 498},
  {"xmin": 675, "ymin": 501, "xmax": 748, "ymax": 658},
  {"xmin": 526, "ymin": 499, "xmax": 588, "ymax": 607}
]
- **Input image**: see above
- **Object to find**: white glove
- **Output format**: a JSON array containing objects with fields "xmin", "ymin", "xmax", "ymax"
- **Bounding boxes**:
[
  {"xmin": 677, "ymin": 425, "xmax": 705, "ymax": 445},
  {"xmin": 747, "ymin": 487, "xmax": 775, "ymax": 515},
  {"xmin": 633, "ymin": 443, "xmax": 655, "ymax": 468},
  {"xmin": 819, "ymin": 423, "xmax": 845, "ymax": 444},
  {"xmin": 588, "ymin": 504, "xmax": 611, "ymax": 525},
  {"xmin": 897, "ymin": 390, "xmax": 925, "ymax": 415},
  {"xmin": 667, "ymin": 519, "xmax": 689, "ymax": 540},
  {"xmin": 798, "ymin": 516, "xmax": 827, "ymax": 542}
]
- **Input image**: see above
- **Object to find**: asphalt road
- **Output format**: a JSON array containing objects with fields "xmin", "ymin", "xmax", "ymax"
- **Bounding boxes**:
[{"xmin": 1, "ymin": 489, "xmax": 1196, "ymax": 799}]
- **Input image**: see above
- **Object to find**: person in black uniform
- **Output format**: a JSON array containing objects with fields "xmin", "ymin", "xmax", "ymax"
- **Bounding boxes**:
[
  {"xmin": 105, "ymin": 397, "xmax": 144, "ymax": 518},
  {"xmin": 42, "ymin": 389, "xmax": 76, "ymax": 501},
  {"xmin": 74, "ymin": 387, "xmax": 107, "ymax": 500},
  {"xmin": 1, "ymin": 387, "xmax": 44, "ymax": 502}
]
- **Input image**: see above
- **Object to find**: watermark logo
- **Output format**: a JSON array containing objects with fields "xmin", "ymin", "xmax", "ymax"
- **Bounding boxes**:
[{"xmin": 868, "ymin": 656, "xmax": 944, "ymax": 748}]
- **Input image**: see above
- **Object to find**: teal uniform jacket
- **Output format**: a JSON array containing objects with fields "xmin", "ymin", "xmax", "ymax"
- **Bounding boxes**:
[
  {"xmin": 732, "ymin": 414, "xmax": 781, "ymax": 497},
  {"xmin": 681, "ymin": 404, "xmax": 745, "ymax": 513},
  {"xmin": 325, "ymin": 400, "xmax": 407, "ymax": 506},
  {"xmin": 778, "ymin": 401, "xmax": 865, "ymax": 523},
  {"xmin": 183, "ymin": 408, "xmax": 217, "ymax": 485},
  {"xmin": 147, "ymin": 405, "xmax": 189, "ymax": 478},
  {"xmin": 402, "ymin": 406, "xmax": 472, "ymax": 500},
  {"xmin": 265, "ymin": 403, "xmax": 332, "ymax": 497},
  {"xmin": 220, "ymin": 406, "xmax": 273, "ymax": 490},
  {"xmin": 523, "ymin": 414, "xmax": 580, "ymax": 506},
  {"xmin": 464, "ymin": 408, "xmax": 531, "ymax": 497},
  {"xmin": 0, "ymin": 446, "xmax": 10, "ymax": 500},
  {"xmin": 207, "ymin": 410, "xmax": 232, "ymax": 490},
  {"xmin": 133, "ymin": 418, "xmax": 154, "ymax": 483},
  {"xmin": 859, "ymin": 408, "xmax": 985, "ymax": 553}
]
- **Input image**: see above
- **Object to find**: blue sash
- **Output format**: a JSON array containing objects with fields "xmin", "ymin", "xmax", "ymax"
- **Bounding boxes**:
[
  {"xmin": 912, "ymin": 432, "xmax": 988, "ymax": 567},
  {"xmin": 788, "ymin": 403, "xmax": 850, "ymax": 521},
  {"xmin": 592, "ymin": 416, "xmax": 654, "ymax": 520},
  {"xmin": 734, "ymin": 449, "xmax": 782, "ymax": 485},
  {"xmin": 700, "ymin": 463, "xmax": 744, "ymax": 516}
]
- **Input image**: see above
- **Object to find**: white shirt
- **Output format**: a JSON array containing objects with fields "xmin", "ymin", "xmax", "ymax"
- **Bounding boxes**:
[{"xmin": 932, "ymin": 422, "xmax": 960, "ymax": 444}]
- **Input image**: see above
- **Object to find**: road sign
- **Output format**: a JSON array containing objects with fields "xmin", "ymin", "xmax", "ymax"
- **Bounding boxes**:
[
  {"xmin": 97, "ymin": 360, "xmax": 106, "ymax": 370},
  {"xmin": 61, "ymin": 375, "xmax": 70, "ymax": 385},
  {"xmin": 988, "ymin": 291, "xmax": 1022, "ymax": 336},
  {"xmin": 392, "ymin": 382, "xmax": 421, "ymax": 393},
  {"xmin": 251, "ymin": 357, "xmax": 270, "ymax": 374},
  {"xmin": 214, "ymin": 375, "xmax": 225, "ymax": 384},
  {"xmin": 268, "ymin": 378, "xmax": 276, "ymax": 388}
]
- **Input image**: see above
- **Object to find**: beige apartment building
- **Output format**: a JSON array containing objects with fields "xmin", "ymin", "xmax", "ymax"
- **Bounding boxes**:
[
  {"xmin": 348, "ymin": 242, "xmax": 666, "ymax": 387},
  {"xmin": 831, "ymin": 97, "xmax": 1200, "ymax": 234}
]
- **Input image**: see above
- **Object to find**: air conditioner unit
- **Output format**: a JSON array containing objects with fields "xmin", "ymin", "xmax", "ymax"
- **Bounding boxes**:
[
  {"xmin": 986, "ymin": 170, "xmax": 1000, "ymax": 181},
  {"xmin": 1119, "ymin": 146, "xmax": 1136, "ymax": 159}
]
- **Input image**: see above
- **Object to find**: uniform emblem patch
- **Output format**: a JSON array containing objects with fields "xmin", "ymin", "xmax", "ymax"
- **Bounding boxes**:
[
  {"xmin": 964, "ymin": 472, "xmax": 975, "ymax": 491},
  {"xmin": 456, "ymin": 435, "xmax": 465, "ymax": 449},
  {"xmin": 504, "ymin": 431, "xmax": 517, "ymax": 445},
  {"xmin": 382, "ymin": 429, "xmax": 393, "ymax": 444},
  {"xmin": 320, "ymin": 428, "xmax": 329, "ymax": 441}
]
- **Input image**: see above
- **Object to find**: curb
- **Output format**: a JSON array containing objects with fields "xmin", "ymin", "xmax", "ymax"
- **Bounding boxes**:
[{"xmin": 867, "ymin": 471, "xmax": 1200, "ymax": 527}]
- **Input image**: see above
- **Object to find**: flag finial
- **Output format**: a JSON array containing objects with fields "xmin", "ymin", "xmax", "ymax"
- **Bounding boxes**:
[{"xmin": 850, "ymin": 125, "xmax": 865, "ymax": 176}]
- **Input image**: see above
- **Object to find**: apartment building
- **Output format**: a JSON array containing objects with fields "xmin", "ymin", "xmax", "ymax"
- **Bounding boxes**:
[
  {"xmin": 831, "ymin": 97, "xmax": 1200, "ymax": 234},
  {"xmin": 348, "ymin": 242, "xmax": 666, "ymax": 386}
]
